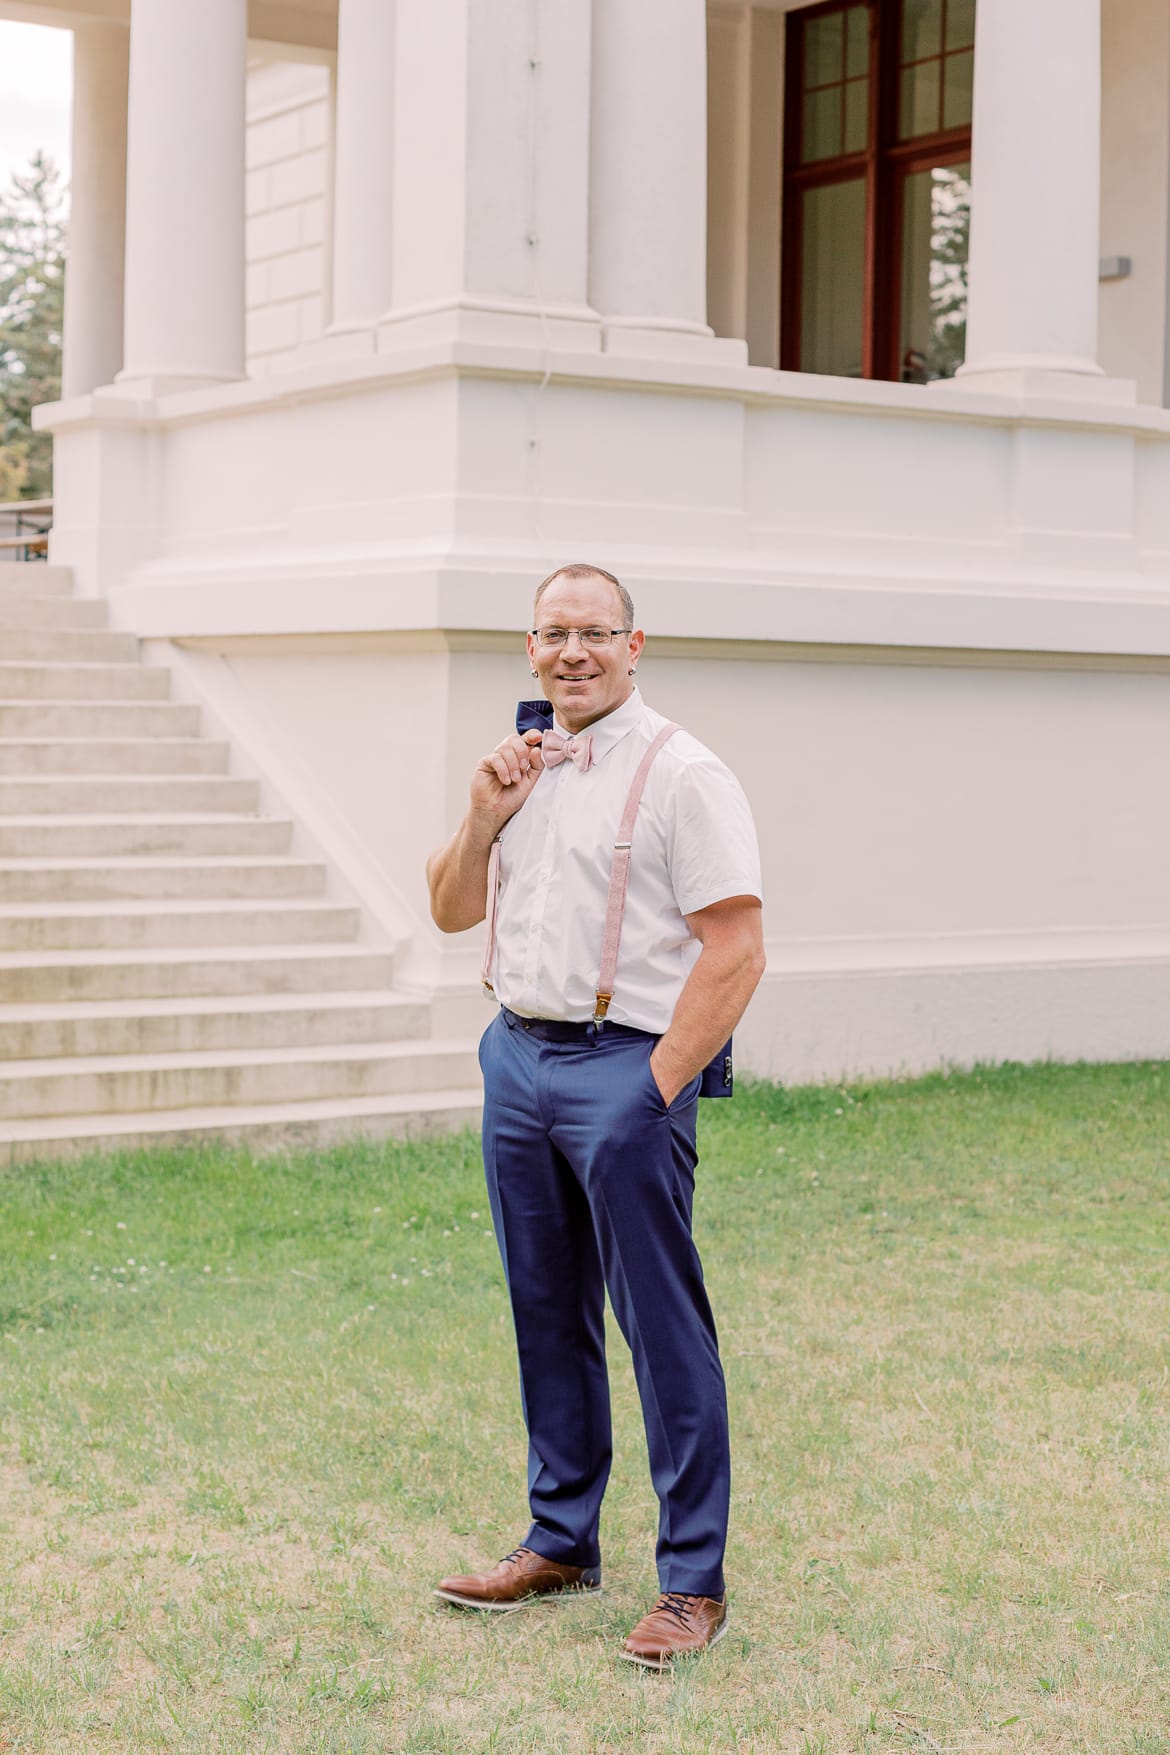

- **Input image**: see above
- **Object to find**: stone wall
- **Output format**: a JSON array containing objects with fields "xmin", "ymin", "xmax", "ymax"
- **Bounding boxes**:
[{"xmin": 244, "ymin": 59, "xmax": 331, "ymax": 377}]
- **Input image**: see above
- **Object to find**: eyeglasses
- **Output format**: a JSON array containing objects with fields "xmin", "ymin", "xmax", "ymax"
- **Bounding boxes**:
[{"xmin": 530, "ymin": 627, "xmax": 632, "ymax": 649}]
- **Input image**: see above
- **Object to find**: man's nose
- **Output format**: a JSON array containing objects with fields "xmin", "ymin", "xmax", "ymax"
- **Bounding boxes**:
[{"xmin": 561, "ymin": 631, "xmax": 591, "ymax": 653}]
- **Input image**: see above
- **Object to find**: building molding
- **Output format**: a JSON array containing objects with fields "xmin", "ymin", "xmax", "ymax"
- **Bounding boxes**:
[{"xmin": 34, "ymin": 337, "xmax": 1170, "ymax": 441}]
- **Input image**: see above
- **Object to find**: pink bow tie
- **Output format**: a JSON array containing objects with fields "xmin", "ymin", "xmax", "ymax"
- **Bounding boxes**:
[{"xmin": 541, "ymin": 728, "xmax": 594, "ymax": 772}]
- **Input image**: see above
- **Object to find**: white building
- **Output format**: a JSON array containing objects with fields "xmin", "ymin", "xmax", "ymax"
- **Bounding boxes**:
[{"xmin": 1, "ymin": 0, "xmax": 1168, "ymax": 1156}]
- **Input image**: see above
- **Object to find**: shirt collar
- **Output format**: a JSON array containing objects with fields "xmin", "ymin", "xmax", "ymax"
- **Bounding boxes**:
[{"xmin": 553, "ymin": 687, "xmax": 644, "ymax": 763}]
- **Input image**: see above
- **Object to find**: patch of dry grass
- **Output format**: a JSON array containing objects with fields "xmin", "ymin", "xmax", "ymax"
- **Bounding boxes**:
[{"xmin": 1, "ymin": 1061, "xmax": 1168, "ymax": 1752}]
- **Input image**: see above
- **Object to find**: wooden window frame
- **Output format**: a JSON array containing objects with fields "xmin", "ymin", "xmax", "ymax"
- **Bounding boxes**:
[{"xmin": 781, "ymin": 0, "xmax": 973, "ymax": 381}]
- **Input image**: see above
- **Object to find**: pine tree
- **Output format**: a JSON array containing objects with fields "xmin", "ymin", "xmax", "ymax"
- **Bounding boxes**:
[{"xmin": 0, "ymin": 152, "xmax": 66, "ymax": 500}]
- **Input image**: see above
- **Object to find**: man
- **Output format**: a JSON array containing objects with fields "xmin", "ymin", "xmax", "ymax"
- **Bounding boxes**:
[{"xmin": 426, "ymin": 563, "xmax": 764, "ymax": 1668}]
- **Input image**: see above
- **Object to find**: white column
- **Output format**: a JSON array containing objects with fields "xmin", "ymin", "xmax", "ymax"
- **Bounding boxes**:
[
  {"xmin": 62, "ymin": 23, "xmax": 128, "ymax": 398},
  {"xmin": 957, "ymin": 0, "xmax": 1113, "ymax": 393},
  {"xmin": 117, "ymin": 0, "xmax": 246, "ymax": 393},
  {"xmin": 329, "ymin": 0, "xmax": 395, "ymax": 335},
  {"xmin": 375, "ymin": 0, "xmax": 599, "ymax": 351},
  {"xmin": 589, "ymin": 0, "xmax": 743, "ymax": 361}
]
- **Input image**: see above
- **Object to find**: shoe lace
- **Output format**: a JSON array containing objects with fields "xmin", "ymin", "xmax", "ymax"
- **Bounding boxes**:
[
  {"xmin": 500, "ymin": 1546, "xmax": 535, "ymax": 1568},
  {"xmin": 654, "ymin": 1591, "xmax": 696, "ymax": 1627}
]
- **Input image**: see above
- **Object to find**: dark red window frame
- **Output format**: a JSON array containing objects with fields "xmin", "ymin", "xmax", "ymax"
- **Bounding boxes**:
[{"xmin": 781, "ymin": 0, "xmax": 973, "ymax": 381}]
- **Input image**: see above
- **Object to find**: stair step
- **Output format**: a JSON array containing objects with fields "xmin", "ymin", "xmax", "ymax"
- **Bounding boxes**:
[
  {"xmin": 0, "ymin": 774, "xmax": 260, "ymax": 814},
  {"xmin": 0, "ymin": 662, "xmax": 170, "ymax": 700},
  {"xmin": 0, "ymin": 943, "xmax": 396, "ymax": 1003},
  {"xmin": 0, "ymin": 814, "xmax": 293, "ymax": 858},
  {"xmin": 0, "ymin": 700, "xmax": 200, "ymax": 737},
  {"xmin": 0, "ymin": 898, "xmax": 360, "ymax": 952},
  {"xmin": 0, "ymin": 627, "xmax": 138, "ymax": 663},
  {"xmin": 0, "ymin": 574, "xmax": 437, "ymax": 1159},
  {"xmin": 0, "ymin": 990, "xmax": 430, "ymax": 1060},
  {"xmin": 0, "ymin": 1086, "xmax": 484, "ymax": 1167},
  {"xmin": 0, "ymin": 1038, "xmax": 479, "ymax": 1121},
  {"xmin": 0, "ymin": 564, "xmax": 72, "ymax": 595},
  {"xmin": 0, "ymin": 596, "xmax": 106, "ymax": 629},
  {"xmin": 0, "ymin": 855, "xmax": 326, "ymax": 904},
  {"xmin": 0, "ymin": 739, "xmax": 230, "ymax": 776}
]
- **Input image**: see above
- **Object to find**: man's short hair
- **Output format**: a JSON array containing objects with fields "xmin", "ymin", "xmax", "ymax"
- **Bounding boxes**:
[{"xmin": 534, "ymin": 563, "xmax": 635, "ymax": 630}]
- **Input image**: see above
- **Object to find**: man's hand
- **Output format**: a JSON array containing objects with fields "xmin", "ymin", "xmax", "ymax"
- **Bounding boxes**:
[
  {"xmin": 648, "ymin": 895, "xmax": 765, "ymax": 1105},
  {"xmin": 426, "ymin": 729, "xmax": 546, "ymax": 933},
  {"xmin": 469, "ymin": 730, "xmax": 546, "ymax": 833}
]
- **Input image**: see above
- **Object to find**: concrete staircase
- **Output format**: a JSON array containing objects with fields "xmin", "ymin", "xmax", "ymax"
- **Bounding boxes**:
[{"xmin": 0, "ymin": 563, "xmax": 482, "ymax": 1166}]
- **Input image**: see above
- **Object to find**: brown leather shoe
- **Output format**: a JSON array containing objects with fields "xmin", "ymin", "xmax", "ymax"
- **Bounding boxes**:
[
  {"xmin": 620, "ymin": 1591, "xmax": 728, "ymax": 1668},
  {"xmin": 435, "ymin": 1545, "xmax": 602, "ymax": 1612}
]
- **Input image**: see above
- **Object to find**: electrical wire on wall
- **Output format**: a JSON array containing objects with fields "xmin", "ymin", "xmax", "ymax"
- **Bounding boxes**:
[{"xmin": 524, "ymin": 0, "xmax": 553, "ymax": 551}]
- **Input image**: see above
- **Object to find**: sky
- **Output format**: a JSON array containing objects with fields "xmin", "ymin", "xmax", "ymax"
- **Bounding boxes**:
[{"xmin": 0, "ymin": 21, "xmax": 72, "ymax": 200}]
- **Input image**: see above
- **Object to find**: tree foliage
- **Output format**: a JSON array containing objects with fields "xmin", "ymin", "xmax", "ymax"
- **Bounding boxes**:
[
  {"xmin": 0, "ymin": 152, "xmax": 66, "ymax": 500},
  {"xmin": 925, "ymin": 165, "xmax": 970, "ymax": 382}
]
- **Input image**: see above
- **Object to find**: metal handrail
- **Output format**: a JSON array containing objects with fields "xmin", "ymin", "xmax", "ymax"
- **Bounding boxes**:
[{"xmin": 0, "ymin": 498, "xmax": 52, "ymax": 561}]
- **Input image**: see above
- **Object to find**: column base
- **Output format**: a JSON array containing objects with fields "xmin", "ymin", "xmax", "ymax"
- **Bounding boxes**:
[
  {"xmin": 947, "ymin": 358, "xmax": 1137, "ymax": 404},
  {"xmin": 111, "ymin": 369, "xmax": 244, "ymax": 399},
  {"xmin": 299, "ymin": 323, "xmax": 380, "ymax": 366},
  {"xmin": 376, "ymin": 298, "xmax": 604, "ymax": 355},
  {"xmin": 602, "ymin": 317, "xmax": 748, "ymax": 366}
]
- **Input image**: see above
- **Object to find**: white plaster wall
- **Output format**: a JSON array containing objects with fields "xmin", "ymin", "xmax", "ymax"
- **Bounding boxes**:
[
  {"xmin": 244, "ymin": 58, "xmax": 332, "ymax": 377},
  {"xmin": 200, "ymin": 640, "xmax": 538, "ymax": 999},
  {"xmin": 645, "ymin": 651, "xmax": 1170, "ymax": 942},
  {"xmin": 149, "ymin": 633, "xmax": 1170, "ymax": 1080},
  {"xmin": 1099, "ymin": 0, "xmax": 1170, "ymax": 403},
  {"xmin": 650, "ymin": 645, "xmax": 1170, "ymax": 1077}
]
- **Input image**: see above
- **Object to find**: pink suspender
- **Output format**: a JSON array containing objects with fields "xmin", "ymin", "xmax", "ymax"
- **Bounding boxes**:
[
  {"xmin": 480, "ymin": 723, "xmax": 682, "ymax": 1026},
  {"xmin": 481, "ymin": 837, "xmax": 503, "ymax": 996},
  {"xmin": 592, "ymin": 723, "xmax": 679, "ymax": 1024}
]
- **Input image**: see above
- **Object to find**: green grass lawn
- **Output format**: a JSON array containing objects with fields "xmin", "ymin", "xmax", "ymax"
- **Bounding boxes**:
[{"xmin": 1, "ymin": 1061, "xmax": 1168, "ymax": 1753}]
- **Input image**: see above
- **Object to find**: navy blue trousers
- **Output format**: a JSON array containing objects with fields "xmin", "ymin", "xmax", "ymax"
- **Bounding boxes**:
[{"xmin": 479, "ymin": 1008, "xmax": 730, "ymax": 1597}]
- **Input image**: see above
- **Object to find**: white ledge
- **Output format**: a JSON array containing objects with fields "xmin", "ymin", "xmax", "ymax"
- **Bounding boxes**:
[
  {"xmin": 106, "ymin": 559, "xmax": 1170, "ymax": 661},
  {"xmin": 33, "ymin": 336, "xmax": 1170, "ymax": 441}
]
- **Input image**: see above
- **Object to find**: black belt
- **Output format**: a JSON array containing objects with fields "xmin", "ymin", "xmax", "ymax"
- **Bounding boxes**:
[{"xmin": 501, "ymin": 1008, "xmax": 654, "ymax": 1043}]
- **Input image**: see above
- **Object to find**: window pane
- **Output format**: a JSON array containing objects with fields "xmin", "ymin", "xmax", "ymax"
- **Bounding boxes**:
[
  {"xmin": 845, "ymin": 4, "xmax": 870, "ymax": 77},
  {"xmin": 945, "ymin": 0, "xmax": 976, "ymax": 50},
  {"xmin": 805, "ymin": 11, "xmax": 844, "ymax": 86},
  {"xmin": 803, "ymin": 86, "xmax": 843, "ymax": 161},
  {"xmin": 901, "ymin": 0, "xmax": 942, "ymax": 62},
  {"xmin": 899, "ymin": 160, "xmax": 971, "ymax": 382},
  {"xmin": 844, "ymin": 78, "xmax": 869, "ymax": 153},
  {"xmin": 800, "ymin": 177, "xmax": 867, "ymax": 377},
  {"xmin": 899, "ymin": 60, "xmax": 940, "ymax": 138},
  {"xmin": 943, "ymin": 49, "xmax": 974, "ymax": 128}
]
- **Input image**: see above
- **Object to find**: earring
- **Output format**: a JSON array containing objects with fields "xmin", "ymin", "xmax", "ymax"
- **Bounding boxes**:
[
  {"xmin": 628, "ymin": 668, "xmax": 637, "ymax": 676},
  {"xmin": 531, "ymin": 668, "xmax": 539, "ymax": 678}
]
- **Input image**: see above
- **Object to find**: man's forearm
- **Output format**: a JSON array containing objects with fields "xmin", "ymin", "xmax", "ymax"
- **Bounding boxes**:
[
  {"xmin": 429, "ymin": 729, "xmax": 546, "ymax": 933},
  {"xmin": 426, "ymin": 817, "xmax": 497, "ymax": 933},
  {"xmin": 650, "ymin": 931, "xmax": 766, "ymax": 1104}
]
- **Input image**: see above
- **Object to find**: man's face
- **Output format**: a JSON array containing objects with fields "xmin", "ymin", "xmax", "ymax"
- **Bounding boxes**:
[{"xmin": 527, "ymin": 574, "xmax": 645, "ymax": 733}]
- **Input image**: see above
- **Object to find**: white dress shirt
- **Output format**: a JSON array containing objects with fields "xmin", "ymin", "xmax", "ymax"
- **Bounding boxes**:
[{"xmin": 489, "ymin": 691, "xmax": 762, "ymax": 1034}]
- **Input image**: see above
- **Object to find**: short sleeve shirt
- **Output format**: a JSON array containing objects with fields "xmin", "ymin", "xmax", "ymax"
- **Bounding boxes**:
[{"xmin": 489, "ymin": 691, "xmax": 763, "ymax": 1034}]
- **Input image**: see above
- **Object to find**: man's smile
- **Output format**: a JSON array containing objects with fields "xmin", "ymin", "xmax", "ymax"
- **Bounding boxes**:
[{"xmin": 526, "ymin": 571, "xmax": 643, "ymax": 730}]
